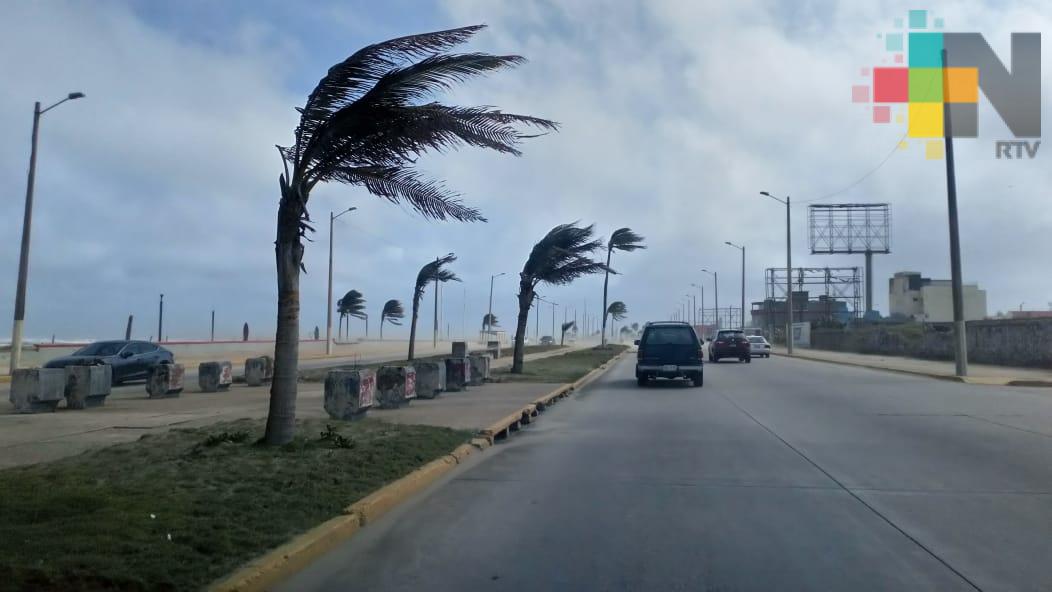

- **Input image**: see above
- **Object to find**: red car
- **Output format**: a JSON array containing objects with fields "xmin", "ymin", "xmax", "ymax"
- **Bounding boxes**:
[{"xmin": 708, "ymin": 330, "xmax": 751, "ymax": 363}]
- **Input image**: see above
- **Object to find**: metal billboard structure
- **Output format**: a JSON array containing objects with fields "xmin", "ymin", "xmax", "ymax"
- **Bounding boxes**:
[
  {"xmin": 808, "ymin": 204, "xmax": 891, "ymax": 316},
  {"xmin": 756, "ymin": 267, "xmax": 863, "ymax": 337}
]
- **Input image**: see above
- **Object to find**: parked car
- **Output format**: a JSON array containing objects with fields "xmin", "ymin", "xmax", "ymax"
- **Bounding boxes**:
[
  {"xmin": 44, "ymin": 340, "xmax": 174, "ymax": 385},
  {"xmin": 634, "ymin": 321, "xmax": 704, "ymax": 387},
  {"xmin": 747, "ymin": 335, "xmax": 772, "ymax": 358},
  {"xmin": 540, "ymin": 336, "xmax": 555, "ymax": 346},
  {"xmin": 709, "ymin": 329, "xmax": 751, "ymax": 363}
]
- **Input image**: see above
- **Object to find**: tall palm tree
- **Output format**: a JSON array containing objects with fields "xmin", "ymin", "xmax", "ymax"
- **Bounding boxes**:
[
  {"xmin": 264, "ymin": 25, "xmax": 557, "ymax": 444},
  {"xmin": 409, "ymin": 255, "xmax": 459, "ymax": 360},
  {"xmin": 482, "ymin": 313, "xmax": 499, "ymax": 329},
  {"xmin": 600, "ymin": 228, "xmax": 645, "ymax": 346},
  {"xmin": 606, "ymin": 301, "xmax": 628, "ymax": 342},
  {"xmin": 337, "ymin": 289, "xmax": 366, "ymax": 340},
  {"xmin": 379, "ymin": 299, "xmax": 405, "ymax": 339},
  {"xmin": 512, "ymin": 223, "xmax": 607, "ymax": 373}
]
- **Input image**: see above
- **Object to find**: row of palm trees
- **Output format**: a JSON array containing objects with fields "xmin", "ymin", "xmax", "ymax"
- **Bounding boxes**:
[
  {"xmin": 336, "ymin": 291, "xmax": 404, "ymax": 341},
  {"xmin": 263, "ymin": 25, "xmax": 639, "ymax": 445}
]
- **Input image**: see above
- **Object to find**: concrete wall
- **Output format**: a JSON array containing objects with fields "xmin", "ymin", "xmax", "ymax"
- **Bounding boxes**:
[
  {"xmin": 811, "ymin": 319, "xmax": 1052, "ymax": 367},
  {"xmin": 920, "ymin": 284, "xmax": 987, "ymax": 322}
]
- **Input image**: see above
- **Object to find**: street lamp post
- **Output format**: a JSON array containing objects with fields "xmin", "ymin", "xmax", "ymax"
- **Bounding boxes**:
[
  {"xmin": 9, "ymin": 92, "xmax": 85, "ymax": 374},
  {"xmin": 702, "ymin": 269, "xmax": 718, "ymax": 332},
  {"xmin": 725, "ymin": 242, "xmax": 745, "ymax": 330},
  {"xmin": 486, "ymin": 272, "xmax": 505, "ymax": 338},
  {"xmin": 326, "ymin": 207, "xmax": 356, "ymax": 355},
  {"xmin": 434, "ymin": 252, "xmax": 454, "ymax": 349},
  {"xmin": 761, "ymin": 191, "xmax": 793, "ymax": 354}
]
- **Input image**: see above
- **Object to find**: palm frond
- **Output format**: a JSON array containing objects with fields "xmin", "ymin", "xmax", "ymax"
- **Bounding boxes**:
[
  {"xmin": 606, "ymin": 301, "xmax": 628, "ymax": 320},
  {"xmin": 561, "ymin": 321, "xmax": 576, "ymax": 333},
  {"xmin": 362, "ymin": 53, "xmax": 525, "ymax": 107},
  {"xmin": 483, "ymin": 313, "xmax": 499, "ymax": 327},
  {"xmin": 323, "ymin": 166, "xmax": 483, "ymax": 222},
  {"xmin": 608, "ymin": 227, "xmax": 646, "ymax": 252},
  {"xmin": 522, "ymin": 223, "xmax": 606, "ymax": 287},
  {"xmin": 337, "ymin": 289, "xmax": 367, "ymax": 319},
  {"xmin": 414, "ymin": 254, "xmax": 460, "ymax": 298},
  {"xmin": 381, "ymin": 299, "xmax": 405, "ymax": 325},
  {"xmin": 294, "ymin": 25, "xmax": 486, "ymax": 164}
]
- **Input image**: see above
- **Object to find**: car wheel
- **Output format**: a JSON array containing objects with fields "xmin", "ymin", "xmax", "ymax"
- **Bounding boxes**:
[
  {"xmin": 712, "ymin": 355, "xmax": 719, "ymax": 363},
  {"xmin": 637, "ymin": 376, "xmax": 648, "ymax": 387},
  {"xmin": 744, "ymin": 356, "xmax": 751, "ymax": 363},
  {"xmin": 692, "ymin": 372, "xmax": 704, "ymax": 387}
]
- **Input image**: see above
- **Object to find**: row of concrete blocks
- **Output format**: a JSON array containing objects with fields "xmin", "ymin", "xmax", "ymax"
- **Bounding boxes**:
[
  {"xmin": 145, "ymin": 356, "xmax": 275, "ymax": 397},
  {"xmin": 8, "ymin": 355, "xmax": 276, "ymax": 413},
  {"xmin": 325, "ymin": 354, "xmax": 492, "ymax": 421}
]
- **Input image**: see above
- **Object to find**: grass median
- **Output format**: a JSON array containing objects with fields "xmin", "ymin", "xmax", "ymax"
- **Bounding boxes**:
[
  {"xmin": 492, "ymin": 345, "xmax": 628, "ymax": 384},
  {"xmin": 0, "ymin": 418, "xmax": 470, "ymax": 592}
]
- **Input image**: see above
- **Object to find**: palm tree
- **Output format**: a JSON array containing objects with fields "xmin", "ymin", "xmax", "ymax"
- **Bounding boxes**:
[
  {"xmin": 337, "ymin": 290, "xmax": 366, "ymax": 341},
  {"xmin": 561, "ymin": 320, "xmax": 576, "ymax": 345},
  {"xmin": 409, "ymin": 255, "xmax": 459, "ymax": 360},
  {"xmin": 600, "ymin": 228, "xmax": 645, "ymax": 346},
  {"xmin": 379, "ymin": 299, "xmax": 404, "ymax": 339},
  {"xmin": 619, "ymin": 326, "xmax": 633, "ymax": 343},
  {"xmin": 606, "ymin": 301, "xmax": 628, "ymax": 342},
  {"xmin": 512, "ymin": 223, "xmax": 607, "ymax": 373},
  {"xmin": 264, "ymin": 25, "xmax": 557, "ymax": 444},
  {"xmin": 482, "ymin": 313, "xmax": 499, "ymax": 333}
]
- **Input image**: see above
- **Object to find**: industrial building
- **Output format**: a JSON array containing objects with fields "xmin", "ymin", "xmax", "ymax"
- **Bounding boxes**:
[{"xmin": 888, "ymin": 271, "xmax": 987, "ymax": 322}]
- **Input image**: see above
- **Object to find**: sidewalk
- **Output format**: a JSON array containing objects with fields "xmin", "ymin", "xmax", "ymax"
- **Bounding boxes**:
[
  {"xmin": 773, "ymin": 346, "xmax": 1052, "ymax": 387},
  {"xmin": 0, "ymin": 348, "xmax": 574, "ymax": 469}
]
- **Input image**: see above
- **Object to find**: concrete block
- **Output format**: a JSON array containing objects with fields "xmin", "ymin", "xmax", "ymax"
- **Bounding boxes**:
[
  {"xmin": 147, "ymin": 364, "xmax": 185, "ymax": 398},
  {"xmin": 444, "ymin": 357, "xmax": 471, "ymax": 392},
  {"xmin": 486, "ymin": 341, "xmax": 502, "ymax": 358},
  {"xmin": 10, "ymin": 368, "xmax": 66, "ymax": 413},
  {"xmin": 376, "ymin": 365, "xmax": 417, "ymax": 409},
  {"xmin": 64, "ymin": 365, "xmax": 112, "ymax": 409},
  {"xmin": 414, "ymin": 361, "xmax": 445, "ymax": 399},
  {"xmin": 198, "ymin": 361, "xmax": 233, "ymax": 392},
  {"xmin": 244, "ymin": 355, "xmax": 273, "ymax": 387},
  {"xmin": 451, "ymin": 341, "xmax": 468, "ymax": 357},
  {"xmin": 467, "ymin": 353, "xmax": 491, "ymax": 385},
  {"xmin": 324, "ymin": 369, "xmax": 375, "ymax": 420}
]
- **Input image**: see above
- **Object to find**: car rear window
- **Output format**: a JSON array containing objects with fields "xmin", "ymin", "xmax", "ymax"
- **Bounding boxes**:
[
  {"xmin": 717, "ymin": 331, "xmax": 745, "ymax": 339},
  {"xmin": 748, "ymin": 336, "xmax": 765, "ymax": 343},
  {"xmin": 643, "ymin": 327, "xmax": 697, "ymax": 345}
]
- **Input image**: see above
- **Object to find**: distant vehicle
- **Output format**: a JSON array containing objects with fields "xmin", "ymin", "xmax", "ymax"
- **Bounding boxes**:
[
  {"xmin": 44, "ymin": 340, "xmax": 174, "ymax": 385},
  {"xmin": 634, "ymin": 321, "xmax": 703, "ymax": 387},
  {"xmin": 747, "ymin": 335, "xmax": 772, "ymax": 358},
  {"xmin": 540, "ymin": 336, "xmax": 555, "ymax": 346},
  {"xmin": 709, "ymin": 329, "xmax": 751, "ymax": 363}
]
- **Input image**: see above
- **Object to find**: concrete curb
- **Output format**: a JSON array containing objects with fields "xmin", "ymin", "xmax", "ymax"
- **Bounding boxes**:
[
  {"xmin": 209, "ymin": 348, "xmax": 628, "ymax": 592},
  {"xmin": 0, "ymin": 375, "xmax": 10, "ymax": 384},
  {"xmin": 771, "ymin": 351, "xmax": 1052, "ymax": 387}
]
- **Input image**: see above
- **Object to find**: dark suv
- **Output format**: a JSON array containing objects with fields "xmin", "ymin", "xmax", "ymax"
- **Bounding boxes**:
[
  {"xmin": 709, "ymin": 329, "xmax": 751, "ymax": 363},
  {"xmin": 634, "ymin": 322, "xmax": 703, "ymax": 387}
]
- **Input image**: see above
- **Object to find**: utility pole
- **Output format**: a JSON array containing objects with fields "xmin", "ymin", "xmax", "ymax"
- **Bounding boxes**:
[
  {"xmin": 326, "ymin": 207, "xmax": 355, "ymax": 355},
  {"xmin": 702, "ymin": 269, "xmax": 718, "ymax": 332},
  {"xmin": 157, "ymin": 294, "xmax": 164, "ymax": 344},
  {"xmin": 9, "ymin": 92, "xmax": 85, "ymax": 374},
  {"xmin": 761, "ymin": 191, "xmax": 793, "ymax": 354},
  {"xmin": 551, "ymin": 301, "xmax": 558, "ymax": 339},
  {"xmin": 486, "ymin": 272, "xmax": 505, "ymax": 337},
  {"xmin": 725, "ymin": 242, "xmax": 746, "ymax": 329},
  {"xmin": 210, "ymin": 309, "xmax": 215, "ymax": 342},
  {"xmin": 942, "ymin": 48, "xmax": 968, "ymax": 376}
]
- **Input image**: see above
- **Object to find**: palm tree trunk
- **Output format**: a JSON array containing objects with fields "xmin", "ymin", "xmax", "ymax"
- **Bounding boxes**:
[
  {"xmin": 408, "ymin": 294, "xmax": 420, "ymax": 360},
  {"xmin": 264, "ymin": 194, "xmax": 304, "ymax": 446},
  {"xmin": 380, "ymin": 318, "xmax": 384, "ymax": 340},
  {"xmin": 601, "ymin": 247, "xmax": 612, "ymax": 347},
  {"xmin": 511, "ymin": 279, "xmax": 532, "ymax": 373}
]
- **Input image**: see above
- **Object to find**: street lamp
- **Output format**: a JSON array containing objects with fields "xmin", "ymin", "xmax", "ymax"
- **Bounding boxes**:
[
  {"xmin": 486, "ymin": 272, "xmax": 506, "ymax": 338},
  {"xmin": 725, "ymin": 242, "xmax": 745, "ymax": 330},
  {"xmin": 326, "ymin": 207, "xmax": 356, "ymax": 355},
  {"xmin": 701, "ymin": 269, "xmax": 718, "ymax": 332},
  {"xmin": 435, "ymin": 252, "xmax": 454, "ymax": 348},
  {"xmin": 691, "ymin": 283, "xmax": 704, "ymax": 328},
  {"xmin": 761, "ymin": 191, "xmax": 793, "ymax": 355},
  {"xmin": 10, "ymin": 92, "xmax": 86, "ymax": 374}
]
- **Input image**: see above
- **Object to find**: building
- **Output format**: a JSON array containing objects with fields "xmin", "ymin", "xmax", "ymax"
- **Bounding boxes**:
[
  {"xmin": 1008, "ymin": 310, "xmax": 1052, "ymax": 319},
  {"xmin": 888, "ymin": 271, "xmax": 987, "ymax": 322},
  {"xmin": 751, "ymin": 291, "xmax": 854, "ymax": 333}
]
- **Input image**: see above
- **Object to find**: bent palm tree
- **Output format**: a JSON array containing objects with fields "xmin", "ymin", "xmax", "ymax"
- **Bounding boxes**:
[
  {"xmin": 337, "ymin": 290, "xmax": 366, "ymax": 340},
  {"xmin": 379, "ymin": 299, "xmax": 404, "ymax": 339},
  {"xmin": 409, "ymin": 255, "xmax": 459, "ymax": 360},
  {"xmin": 606, "ymin": 301, "xmax": 628, "ymax": 342},
  {"xmin": 600, "ymin": 228, "xmax": 645, "ymax": 346},
  {"xmin": 512, "ymin": 223, "xmax": 607, "ymax": 373},
  {"xmin": 265, "ymin": 25, "xmax": 557, "ymax": 444},
  {"xmin": 561, "ymin": 320, "xmax": 575, "ymax": 346},
  {"xmin": 482, "ymin": 313, "xmax": 499, "ymax": 332}
]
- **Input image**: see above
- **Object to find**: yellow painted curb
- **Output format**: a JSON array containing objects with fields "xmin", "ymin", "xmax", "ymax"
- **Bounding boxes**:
[
  {"xmin": 346, "ymin": 455, "xmax": 457, "ymax": 526},
  {"xmin": 210, "ymin": 513, "xmax": 362, "ymax": 592},
  {"xmin": 0, "ymin": 374, "xmax": 10, "ymax": 384}
]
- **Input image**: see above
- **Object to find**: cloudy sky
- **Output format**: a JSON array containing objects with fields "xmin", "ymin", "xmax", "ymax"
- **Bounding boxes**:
[{"xmin": 1, "ymin": 0, "xmax": 1050, "ymax": 342}]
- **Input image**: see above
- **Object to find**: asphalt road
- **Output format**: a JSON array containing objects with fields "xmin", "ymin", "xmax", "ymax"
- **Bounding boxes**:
[{"xmin": 277, "ymin": 354, "xmax": 1052, "ymax": 592}]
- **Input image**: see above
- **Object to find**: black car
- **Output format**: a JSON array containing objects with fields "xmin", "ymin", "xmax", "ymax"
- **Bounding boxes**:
[
  {"xmin": 709, "ymin": 329, "xmax": 751, "ymax": 363},
  {"xmin": 634, "ymin": 321, "xmax": 703, "ymax": 387},
  {"xmin": 44, "ymin": 340, "xmax": 174, "ymax": 384}
]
